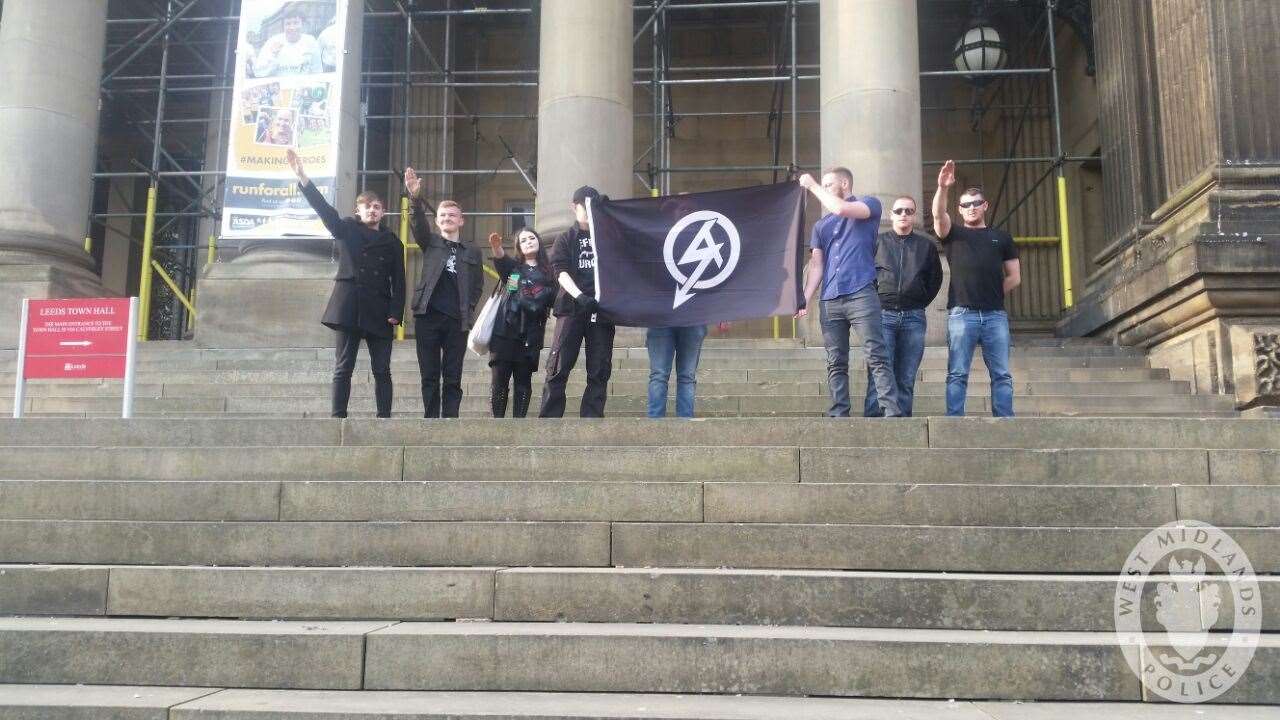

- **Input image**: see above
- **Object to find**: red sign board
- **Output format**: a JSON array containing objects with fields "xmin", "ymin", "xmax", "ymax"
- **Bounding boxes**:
[{"xmin": 22, "ymin": 298, "xmax": 133, "ymax": 379}]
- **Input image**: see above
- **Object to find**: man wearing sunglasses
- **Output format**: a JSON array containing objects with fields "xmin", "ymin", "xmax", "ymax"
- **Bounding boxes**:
[
  {"xmin": 932, "ymin": 160, "xmax": 1021, "ymax": 417},
  {"xmin": 797, "ymin": 167, "xmax": 903, "ymax": 418},
  {"xmin": 862, "ymin": 196, "xmax": 943, "ymax": 417}
]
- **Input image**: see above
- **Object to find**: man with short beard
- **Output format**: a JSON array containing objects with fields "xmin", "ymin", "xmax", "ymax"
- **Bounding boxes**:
[
  {"xmin": 404, "ymin": 167, "xmax": 484, "ymax": 419},
  {"xmin": 796, "ymin": 167, "xmax": 903, "ymax": 418},
  {"xmin": 286, "ymin": 149, "xmax": 404, "ymax": 418},
  {"xmin": 932, "ymin": 160, "xmax": 1022, "ymax": 417}
]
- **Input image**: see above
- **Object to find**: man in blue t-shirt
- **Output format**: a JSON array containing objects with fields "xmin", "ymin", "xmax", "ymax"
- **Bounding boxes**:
[{"xmin": 796, "ymin": 167, "xmax": 902, "ymax": 417}]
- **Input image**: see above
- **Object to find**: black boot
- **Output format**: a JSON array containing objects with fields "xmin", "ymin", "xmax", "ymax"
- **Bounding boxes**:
[
  {"xmin": 491, "ymin": 383, "xmax": 509, "ymax": 418},
  {"xmin": 512, "ymin": 388, "xmax": 531, "ymax": 418}
]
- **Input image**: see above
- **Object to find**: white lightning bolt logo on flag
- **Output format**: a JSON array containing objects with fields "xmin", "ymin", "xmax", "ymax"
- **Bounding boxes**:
[{"xmin": 663, "ymin": 210, "xmax": 741, "ymax": 309}]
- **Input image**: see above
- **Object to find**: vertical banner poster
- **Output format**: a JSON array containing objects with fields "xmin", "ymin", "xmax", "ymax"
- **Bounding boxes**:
[{"xmin": 220, "ymin": 0, "xmax": 348, "ymax": 239}]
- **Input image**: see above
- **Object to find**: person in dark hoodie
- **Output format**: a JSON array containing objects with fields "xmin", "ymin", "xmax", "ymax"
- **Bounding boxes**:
[
  {"xmin": 538, "ymin": 185, "xmax": 615, "ymax": 418},
  {"xmin": 403, "ymin": 167, "xmax": 484, "ymax": 419},
  {"xmin": 286, "ymin": 148, "xmax": 405, "ymax": 418},
  {"xmin": 486, "ymin": 228, "xmax": 556, "ymax": 417},
  {"xmin": 862, "ymin": 194, "xmax": 943, "ymax": 417}
]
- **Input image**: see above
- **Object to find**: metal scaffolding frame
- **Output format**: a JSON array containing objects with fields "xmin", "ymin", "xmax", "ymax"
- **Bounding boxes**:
[{"xmin": 89, "ymin": 0, "xmax": 1092, "ymax": 340}]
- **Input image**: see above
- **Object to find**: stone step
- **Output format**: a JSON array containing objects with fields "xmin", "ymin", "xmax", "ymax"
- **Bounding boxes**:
[
  {"xmin": 0, "ymin": 365, "xmax": 1178, "ymax": 387},
  {"xmin": 2, "ymin": 521, "xmax": 1277, "ymax": 571},
  {"xmin": 8, "ymin": 565, "xmax": 1276, "ymax": 632},
  {"xmin": 15, "ymin": 409, "xmax": 1245, "ymax": 420},
  {"xmin": 0, "ymin": 617, "xmax": 385, "ymax": 689},
  {"xmin": 359, "ymin": 622, "xmax": 1253, "ymax": 702},
  {"xmin": 0, "ymin": 355, "xmax": 1155, "ymax": 375},
  {"xmin": 1, "ymin": 417, "xmax": 1274, "ymax": 449},
  {"xmin": 0, "ymin": 480, "xmax": 700, "ymax": 523},
  {"xmin": 0, "ymin": 379, "xmax": 1198, "ymax": 399},
  {"xmin": 8, "ymin": 480, "xmax": 1274, "ymax": 526},
  {"xmin": 2, "ymin": 393, "xmax": 1235, "ymax": 417},
  {"xmin": 1, "ymin": 444, "xmax": 1270, "ymax": 484},
  {"xmin": 8, "ymin": 687, "xmax": 1277, "ymax": 720},
  {"xmin": 0, "ymin": 617, "xmax": 1158, "ymax": 700},
  {"xmin": 0, "ymin": 445, "xmax": 797, "ymax": 482},
  {"xmin": 608, "ymin": 524, "xmax": 1280, "ymax": 573},
  {"xmin": 0, "ymin": 341, "xmax": 1146, "ymax": 366},
  {"xmin": 0, "ymin": 520, "xmax": 608, "ymax": 566},
  {"xmin": 0, "ymin": 685, "xmax": 220, "ymax": 719}
]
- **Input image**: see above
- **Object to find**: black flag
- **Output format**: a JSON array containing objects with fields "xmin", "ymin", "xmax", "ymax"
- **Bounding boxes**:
[{"xmin": 589, "ymin": 182, "xmax": 804, "ymax": 327}]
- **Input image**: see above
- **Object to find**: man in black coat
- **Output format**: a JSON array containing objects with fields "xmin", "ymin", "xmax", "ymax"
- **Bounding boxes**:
[
  {"xmin": 862, "ymin": 194, "xmax": 944, "ymax": 418},
  {"xmin": 287, "ymin": 149, "xmax": 405, "ymax": 418},
  {"xmin": 404, "ymin": 167, "xmax": 484, "ymax": 418},
  {"xmin": 538, "ymin": 185, "xmax": 616, "ymax": 418}
]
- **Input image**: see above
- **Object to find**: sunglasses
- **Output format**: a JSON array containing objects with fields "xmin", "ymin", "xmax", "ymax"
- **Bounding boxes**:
[
  {"xmin": 891, "ymin": 207, "xmax": 916, "ymax": 216},
  {"xmin": 959, "ymin": 200, "xmax": 986, "ymax": 209}
]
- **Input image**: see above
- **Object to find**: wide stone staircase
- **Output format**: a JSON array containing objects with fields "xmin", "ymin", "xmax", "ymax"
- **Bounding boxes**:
[
  {"xmin": 0, "ymin": 337, "xmax": 1240, "ymax": 417},
  {"xmin": 1, "ymin": 414, "xmax": 1278, "ymax": 716}
]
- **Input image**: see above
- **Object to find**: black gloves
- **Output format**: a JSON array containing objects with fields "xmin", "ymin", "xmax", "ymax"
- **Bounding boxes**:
[{"xmin": 576, "ymin": 295, "xmax": 600, "ymax": 313}]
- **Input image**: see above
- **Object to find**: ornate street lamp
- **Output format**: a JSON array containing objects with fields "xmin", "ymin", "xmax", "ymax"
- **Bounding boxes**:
[{"xmin": 952, "ymin": 24, "xmax": 1008, "ymax": 84}]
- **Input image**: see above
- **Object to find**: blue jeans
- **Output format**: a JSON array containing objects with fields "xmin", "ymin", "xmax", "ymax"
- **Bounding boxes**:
[
  {"xmin": 646, "ymin": 325, "xmax": 708, "ymax": 418},
  {"xmin": 945, "ymin": 307, "xmax": 1014, "ymax": 417},
  {"xmin": 820, "ymin": 286, "xmax": 901, "ymax": 417},
  {"xmin": 863, "ymin": 309, "xmax": 926, "ymax": 418}
]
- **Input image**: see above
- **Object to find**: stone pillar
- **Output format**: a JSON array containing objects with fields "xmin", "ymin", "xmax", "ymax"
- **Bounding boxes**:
[
  {"xmin": 1061, "ymin": 0, "xmax": 1280, "ymax": 412},
  {"xmin": 195, "ymin": 0, "xmax": 365, "ymax": 348},
  {"xmin": 0, "ymin": 0, "xmax": 109, "ymax": 347},
  {"xmin": 534, "ymin": 0, "xmax": 633, "ymax": 234},
  {"xmin": 815, "ymin": 0, "xmax": 941, "ymax": 343}
]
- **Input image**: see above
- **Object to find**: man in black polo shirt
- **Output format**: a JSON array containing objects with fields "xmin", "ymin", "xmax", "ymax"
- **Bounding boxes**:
[{"xmin": 932, "ymin": 160, "xmax": 1021, "ymax": 416}]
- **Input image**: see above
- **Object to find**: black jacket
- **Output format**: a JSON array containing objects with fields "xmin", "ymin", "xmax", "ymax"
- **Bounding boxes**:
[
  {"xmin": 549, "ymin": 224, "xmax": 597, "ymax": 318},
  {"xmin": 873, "ymin": 230, "xmax": 944, "ymax": 311},
  {"xmin": 490, "ymin": 255, "xmax": 556, "ymax": 366},
  {"xmin": 408, "ymin": 196, "xmax": 484, "ymax": 330},
  {"xmin": 300, "ymin": 181, "xmax": 406, "ymax": 338}
]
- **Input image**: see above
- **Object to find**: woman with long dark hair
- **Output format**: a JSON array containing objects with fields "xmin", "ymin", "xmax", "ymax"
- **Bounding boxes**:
[{"xmin": 487, "ymin": 228, "xmax": 557, "ymax": 417}]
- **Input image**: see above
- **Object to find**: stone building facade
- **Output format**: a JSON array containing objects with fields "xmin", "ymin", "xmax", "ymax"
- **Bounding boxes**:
[{"xmin": 0, "ymin": 0, "xmax": 1276, "ymax": 409}]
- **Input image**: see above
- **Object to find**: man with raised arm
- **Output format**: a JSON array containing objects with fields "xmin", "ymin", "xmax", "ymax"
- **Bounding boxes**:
[
  {"xmin": 932, "ymin": 160, "xmax": 1022, "ymax": 417},
  {"xmin": 286, "ymin": 148, "xmax": 404, "ymax": 418},
  {"xmin": 403, "ymin": 167, "xmax": 484, "ymax": 419},
  {"xmin": 796, "ymin": 167, "xmax": 902, "ymax": 418}
]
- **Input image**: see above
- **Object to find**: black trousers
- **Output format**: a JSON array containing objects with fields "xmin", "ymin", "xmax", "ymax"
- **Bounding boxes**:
[
  {"xmin": 538, "ymin": 312, "xmax": 615, "ymax": 418},
  {"xmin": 415, "ymin": 310, "xmax": 467, "ymax": 418},
  {"xmin": 333, "ymin": 328, "xmax": 393, "ymax": 418},
  {"xmin": 491, "ymin": 359, "xmax": 535, "ymax": 418}
]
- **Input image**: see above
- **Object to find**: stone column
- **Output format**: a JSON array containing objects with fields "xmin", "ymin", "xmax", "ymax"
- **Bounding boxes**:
[
  {"xmin": 195, "ymin": 0, "xmax": 365, "ymax": 348},
  {"xmin": 0, "ymin": 0, "xmax": 109, "ymax": 347},
  {"xmin": 534, "ymin": 0, "xmax": 633, "ymax": 234},
  {"xmin": 815, "ymin": 0, "xmax": 942, "ymax": 343}
]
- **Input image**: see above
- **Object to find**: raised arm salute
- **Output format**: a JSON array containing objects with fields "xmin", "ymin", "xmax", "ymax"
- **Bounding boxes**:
[
  {"xmin": 286, "ymin": 149, "xmax": 405, "ymax": 418},
  {"xmin": 932, "ymin": 160, "xmax": 955, "ymax": 240},
  {"xmin": 796, "ymin": 168, "xmax": 902, "ymax": 418},
  {"xmin": 403, "ymin": 166, "xmax": 483, "ymax": 419},
  {"xmin": 931, "ymin": 159, "xmax": 1022, "ymax": 418}
]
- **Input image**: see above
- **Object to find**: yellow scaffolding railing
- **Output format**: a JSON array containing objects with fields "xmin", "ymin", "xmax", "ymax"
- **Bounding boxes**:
[
  {"xmin": 136, "ymin": 185, "xmax": 158, "ymax": 341},
  {"xmin": 1056, "ymin": 175, "xmax": 1075, "ymax": 308},
  {"xmin": 397, "ymin": 196, "xmax": 411, "ymax": 341}
]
